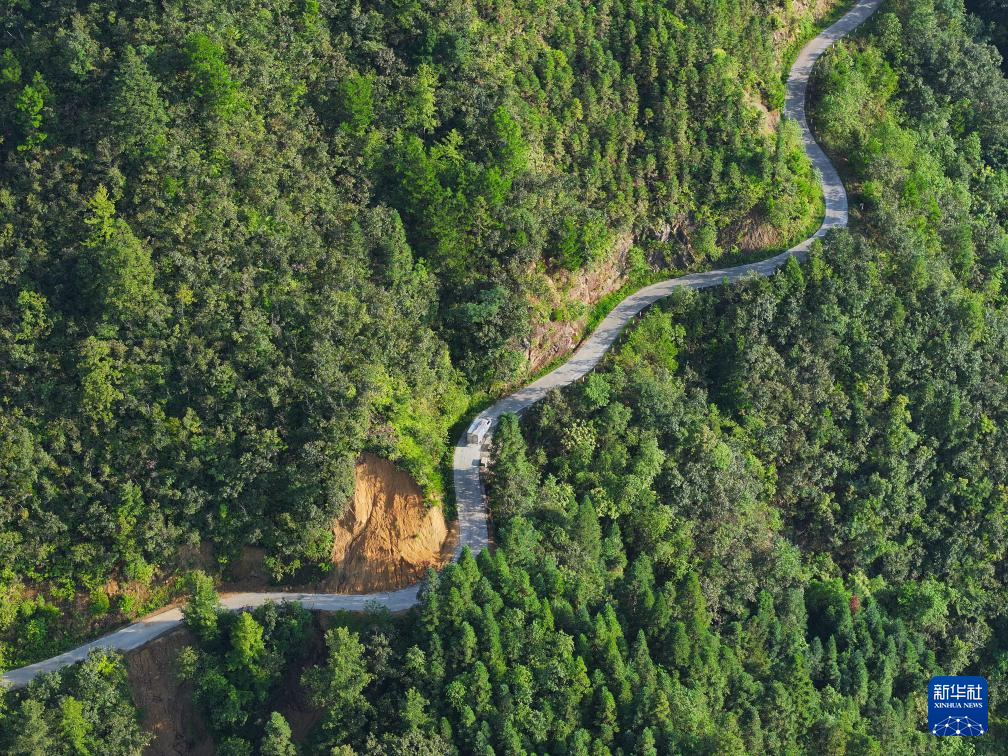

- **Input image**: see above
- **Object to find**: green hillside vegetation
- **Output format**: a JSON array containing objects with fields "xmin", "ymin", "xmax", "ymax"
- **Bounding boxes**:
[
  {"xmin": 964, "ymin": 0, "xmax": 1008, "ymax": 72},
  {"xmin": 0, "ymin": 0, "xmax": 833, "ymax": 665},
  {"xmin": 174, "ymin": 572, "xmax": 313, "ymax": 754},
  {"xmin": 1, "ymin": 0, "xmax": 1003, "ymax": 750},
  {"xmin": 0, "ymin": 651, "xmax": 150, "ymax": 755},
  {"xmin": 141, "ymin": 0, "xmax": 1008, "ymax": 751}
]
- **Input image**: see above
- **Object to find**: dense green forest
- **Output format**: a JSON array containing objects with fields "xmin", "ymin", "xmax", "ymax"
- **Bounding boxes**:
[
  {"xmin": 0, "ymin": 651, "xmax": 150, "ymax": 753},
  {"xmin": 82, "ymin": 0, "xmax": 1005, "ymax": 751},
  {"xmin": 1, "ymin": 0, "xmax": 1006, "ymax": 751},
  {"xmin": 0, "ymin": 0, "xmax": 831, "ymax": 665},
  {"xmin": 965, "ymin": 0, "xmax": 1008, "ymax": 71},
  {"xmin": 173, "ymin": 572, "xmax": 314, "ymax": 754}
]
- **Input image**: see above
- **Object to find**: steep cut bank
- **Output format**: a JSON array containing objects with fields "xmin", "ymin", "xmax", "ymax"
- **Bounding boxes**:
[
  {"xmin": 125, "ymin": 627, "xmax": 213, "ymax": 756},
  {"xmin": 322, "ymin": 454, "xmax": 454, "ymax": 593}
]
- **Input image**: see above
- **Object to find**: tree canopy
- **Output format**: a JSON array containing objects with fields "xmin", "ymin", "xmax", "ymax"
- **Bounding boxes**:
[
  {"xmin": 0, "ymin": 0, "xmax": 837, "ymax": 667},
  {"xmin": 1, "ymin": 0, "xmax": 1005, "ymax": 751}
]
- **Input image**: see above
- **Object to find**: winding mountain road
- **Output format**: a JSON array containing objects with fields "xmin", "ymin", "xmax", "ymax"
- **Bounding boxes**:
[{"xmin": 2, "ymin": 0, "xmax": 881, "ymax": 691}]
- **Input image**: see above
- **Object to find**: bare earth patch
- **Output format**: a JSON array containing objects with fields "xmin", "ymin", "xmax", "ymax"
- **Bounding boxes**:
[
  {"xmin": 126, "ymin": 626, "xmax": 213, "ymax": 756},
  {"xmin": 126, "ymin": 615, "xmax": 332, "ymax": 753},
  {"xmin": 319, "ymin": 453, "xmax": 455, "ymax": 593}
]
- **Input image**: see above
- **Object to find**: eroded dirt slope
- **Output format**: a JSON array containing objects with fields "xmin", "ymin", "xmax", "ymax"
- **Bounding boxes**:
[
  {"xmin": 126, "ymin": 614, "xmax": 331, "ymax": 753},
  {"xmin": 126, "ymin": 626, "xmax": 213, "ymax": 756},
  {"xmin": 321, "ymin": 453, "xmax": 454, "ymax": 593}
]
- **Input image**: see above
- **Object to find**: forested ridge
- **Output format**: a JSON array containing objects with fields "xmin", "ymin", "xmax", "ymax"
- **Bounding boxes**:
[
  {"xmin": 51, "ymin": 0, "xmax": 1002, "ymax": 751},
  {"xmin": 0, "ymin": 0, "xmax": 830, "ymax": 666},
  {"xmin": 1, "ymin": 0, "xmax": 1007, "ymax": 753},
  {"xmin": 294, "ymin": 0, "xmax": 1007, "ymax": 749}
]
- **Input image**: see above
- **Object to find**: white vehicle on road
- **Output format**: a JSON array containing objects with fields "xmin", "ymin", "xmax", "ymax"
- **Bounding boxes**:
[{"xmin": 466, "ymin": 417, "xmax": 492, "ymax": 447}]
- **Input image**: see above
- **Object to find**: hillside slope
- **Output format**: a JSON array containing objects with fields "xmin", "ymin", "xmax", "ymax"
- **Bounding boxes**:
[{"xmin": 0, "ymin": 0, "xmax": 840, "ymax": 667}]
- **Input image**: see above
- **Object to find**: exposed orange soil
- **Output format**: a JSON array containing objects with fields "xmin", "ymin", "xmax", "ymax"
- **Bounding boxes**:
[{"xmin": 319, "ymin": 453, "xmax": 455, "ymax": 593}]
